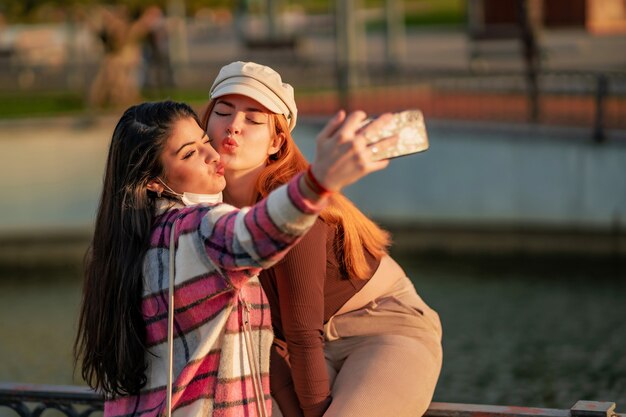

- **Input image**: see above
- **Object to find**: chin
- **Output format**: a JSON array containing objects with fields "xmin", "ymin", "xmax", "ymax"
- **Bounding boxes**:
[{"xmin": 214, "ymin": 178, "xmax": 227, "ymax": 192}]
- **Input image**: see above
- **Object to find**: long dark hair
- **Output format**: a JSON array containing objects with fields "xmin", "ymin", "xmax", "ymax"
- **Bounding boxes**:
[{"xmin": 74, "ymin": 100, "xmax": 199, "ymax": 397}]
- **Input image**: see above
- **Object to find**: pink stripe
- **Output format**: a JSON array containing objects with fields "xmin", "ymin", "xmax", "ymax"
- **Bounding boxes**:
[
  {"xmin": 105, "ymin": 388, "xmax": 164, "ymax": 417},
  {"xmin": 145, "ymin": 291, "xmax": 233, "ymax": 346},
  {"xmin": 287, "ymin": 172, "xmax": 327, "ymax": 214},
  {"xmin": 227, "ymin": 271, "xmax": 253, "ymax": 289},
  {"xmin": 176, "ymin": 208, "xmax": 206, "ymax": 236},
  {"xmin": 213, "ymin": 374, "xmax": 270, "ymax": 408},
  {"xmin": 142, "ymin": 293, "xmax": 166, "ymax": 322},
  {"xmin": 175, "ymin": 273, "xmax": 229, "ymax": 308},
  {"xmin": 205, "ymin": 213, "xmax": 237, "ymax": 268},
  {"xmin": 173, "ymin": 352, "xmax": 220, "ymax": 408},
  {"xmin": 177, "ymin": 351, "xmax": 220, "ymax": 386},
  {"xmin": 149, "ymin": 211, "xmax": 179, "ymax": 247},
  {"xmin": 142, "ymin": 263, "xmax": 228, "ymax": 321},
  {"xmin": 174, "ymin": 373, "xmax": 217, "ymax": 410},
  {"xmin": 202, "ymin": 197, "xmax": 295, "ymax": 269},
  {"xmin": 148, "ymin": 206, "xmax": 209, "ymax": 248},
  {"xmin": 243, "ymin": 201, "xmax": 290, "ymax": 260}
]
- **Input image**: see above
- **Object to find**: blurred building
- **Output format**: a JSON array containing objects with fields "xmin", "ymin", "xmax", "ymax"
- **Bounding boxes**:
[{"xmin": 468, "ymin": 0, "xmax": 626, "ymax": 36}]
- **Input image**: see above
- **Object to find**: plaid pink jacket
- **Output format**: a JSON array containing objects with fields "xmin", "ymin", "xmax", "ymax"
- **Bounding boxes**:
[{"xmin": 105, "ymin": 174, "xmax": 323, "ymax": 417}]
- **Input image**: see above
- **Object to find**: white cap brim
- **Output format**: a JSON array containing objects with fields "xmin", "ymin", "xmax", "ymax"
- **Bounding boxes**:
[{"xmin": 210, "ymin": 77, "xmax": 288, "ymax": 116}]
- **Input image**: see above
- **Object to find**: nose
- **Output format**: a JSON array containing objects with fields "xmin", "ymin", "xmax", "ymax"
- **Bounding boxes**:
[
  {"xmin": 226, "ymin": 111, "xmax": 245, "ymax": 135},
  {"xmin": 203, "ymin": 142, "xmax": 221, "ymax": 163}
]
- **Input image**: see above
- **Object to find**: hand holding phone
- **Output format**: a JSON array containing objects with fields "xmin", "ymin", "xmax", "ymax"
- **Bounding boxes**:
[{"xmin": 362, "ymin": 110, "xmax": 429, "ymax": 161}]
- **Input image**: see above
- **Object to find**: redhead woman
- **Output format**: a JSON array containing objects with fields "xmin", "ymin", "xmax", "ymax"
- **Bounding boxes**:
[
  {"xmin": 74, "ymin": 100, "xmax": 395, "ymax": 417},
  {"xmin": 203, "ymin": 62, "xmax": 443, "ymax": 417}
]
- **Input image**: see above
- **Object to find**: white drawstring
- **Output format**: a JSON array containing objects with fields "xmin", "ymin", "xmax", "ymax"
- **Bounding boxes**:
[
  {"xmin": 166, "ymin": 221, "xmax": 177, "ymax": 417},
  {"xmin": 240, "ymin": 294, "xmax": 269, "ymax": 417},
  {"xmin": 158, "ymin": 177, "xmax": 183, "ymax": 198}
]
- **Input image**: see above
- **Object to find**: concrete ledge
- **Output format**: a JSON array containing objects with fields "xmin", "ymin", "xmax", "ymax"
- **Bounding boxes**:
[
  {"xmin": 384, "ymin": 222, "xmax": 626, "ymax": 258},
  {"xmin": 0, "ymin": 224, "xmax": 624, "ymax": 274},
  {"xmin": 0, "ymin": 228, "xmax": 91, "ymax": 273}
]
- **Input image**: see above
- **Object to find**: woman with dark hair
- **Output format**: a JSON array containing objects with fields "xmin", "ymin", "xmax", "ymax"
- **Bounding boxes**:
[
  {"xmin": 74, "ymin": 100, "xmax": 394, "ymax": 417},
  {"xmin": 203, "ymin": 62, "xmax": 442, "ymax": 417}
]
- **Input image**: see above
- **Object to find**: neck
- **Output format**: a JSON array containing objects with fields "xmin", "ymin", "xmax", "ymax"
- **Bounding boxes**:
[{"xmin": 223, "ymin": 165, "xmax": 264, "ymax": 208}]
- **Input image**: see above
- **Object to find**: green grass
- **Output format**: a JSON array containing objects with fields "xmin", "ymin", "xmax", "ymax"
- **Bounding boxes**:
[
  {"xmin": 405, "ymin": 0, "xmax": 465, "ymax": 27},
  {"xmin": 0, "ymin": 91, "xmax": 86, "ymax": 119},
  {"xmin": 405, "ymin": 9, "xmax": 465, "ymax": 27},
  {"xmin": 0, "ymin": 89, "xmax": 211, "ymax": 119},
  {"xmin": 365, "ymin": 0, "xmax": 465, "ymax": 29}
]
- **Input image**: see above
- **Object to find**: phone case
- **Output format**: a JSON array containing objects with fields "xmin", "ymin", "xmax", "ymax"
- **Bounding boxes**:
[{"xmin": 364, "ymin": 110, "xmax": 429, "ymax": 161}]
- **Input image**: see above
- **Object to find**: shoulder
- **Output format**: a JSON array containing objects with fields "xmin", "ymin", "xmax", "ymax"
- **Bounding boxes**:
[
  {"xmin": 292, "ymin": 218, "xmax": 332, "ymax": 251},
  {"xmin": 151, "ymin": 203, "xmax": 236, "ymax": 241},
  {"xmin": 270, "ymin": 218, "xmax": 330, "ymax": 270},
  {"xmin": 311, "ymin": 217, "xmax": 332, "ymax": 235}
]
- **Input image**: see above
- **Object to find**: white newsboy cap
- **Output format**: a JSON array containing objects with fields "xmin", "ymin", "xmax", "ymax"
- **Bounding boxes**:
[{"xmin": 209, "ymin": 61, "xmax": 298, "ymax": 131}]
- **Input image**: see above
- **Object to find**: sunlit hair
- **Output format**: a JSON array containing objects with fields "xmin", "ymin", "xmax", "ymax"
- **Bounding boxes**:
[
  {"xmin": 74, "ymin": 100, "xmax": 199, "ymax": 397},
  {"xmin": 201, "ymin": 101, "xmax": 390, "ymax": 279}
]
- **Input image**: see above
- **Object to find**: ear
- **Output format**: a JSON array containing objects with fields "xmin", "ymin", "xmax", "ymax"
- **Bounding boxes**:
[
  {"xmin": 268, "ymin": 132, "xmax": 285, "ymax": 156},
  {"xmin": 146, "ymin": 179, "xmax": 164, "ymax": 195}
]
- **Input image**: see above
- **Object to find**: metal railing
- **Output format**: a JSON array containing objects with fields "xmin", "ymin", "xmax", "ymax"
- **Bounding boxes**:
[
  {"xmin": 0, "ymin": 383, "xmax": 102, "ymax": 417},
  {"xmin": 0, "ymin": 382, "xmax": 624, "ymax": 417},
  {"xmin": 1, "ymin": 58, "xmax": 625, "ymax": 140}
]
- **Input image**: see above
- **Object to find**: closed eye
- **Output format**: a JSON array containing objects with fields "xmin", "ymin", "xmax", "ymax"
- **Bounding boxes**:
[{"xmin": 214, "ymin": 107, "xmax": 266, "ymax": 124}]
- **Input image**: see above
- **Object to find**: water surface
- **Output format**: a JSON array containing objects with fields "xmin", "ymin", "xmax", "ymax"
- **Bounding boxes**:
[{"xmin": 1, "ymin": 257, "xmax": 624, "ymax": 409}]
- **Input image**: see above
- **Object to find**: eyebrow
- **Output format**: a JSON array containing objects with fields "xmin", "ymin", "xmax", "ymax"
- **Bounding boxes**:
[
  {"xmin": 175, "ymin": 132, "xmax": 208, "ymax": 155},
  {"xmin": 216, "ymin": 99, "xmax": 265, "ymax": 113}
]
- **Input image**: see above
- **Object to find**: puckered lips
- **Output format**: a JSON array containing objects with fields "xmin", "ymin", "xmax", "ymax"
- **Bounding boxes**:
[
  {"xmin": 214, "ymin": 162, "xmax": 225, "ymax": 176},
  {"xmin": 221, "ymin": 136, "xmax": 239, "ymax": 153}
]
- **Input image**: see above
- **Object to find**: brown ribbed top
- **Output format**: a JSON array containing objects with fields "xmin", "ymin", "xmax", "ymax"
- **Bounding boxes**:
[{"xmin": 259, "ymin": 218, "xmax": 380, "ymax": 417}]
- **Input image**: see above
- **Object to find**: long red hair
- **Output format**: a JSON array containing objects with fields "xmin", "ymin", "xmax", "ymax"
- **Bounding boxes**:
[{"xmin": 202, "ymin": 101, "xmax": 390, "ymax": 279}]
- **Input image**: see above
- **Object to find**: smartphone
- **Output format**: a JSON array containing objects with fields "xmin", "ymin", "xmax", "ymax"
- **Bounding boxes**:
[{"xmin": 362, "ymin": 110, "xmax": 429, "ymax": 161}]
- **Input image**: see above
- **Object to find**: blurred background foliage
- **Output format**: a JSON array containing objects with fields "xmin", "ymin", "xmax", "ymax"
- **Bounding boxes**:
[
  {"xmin": 0, "ymin": 0, "xmax": 465, "ymax": 25},
  {"xmin": 0, "ymin": 0, "xmax": 467, "ymax": 118}
]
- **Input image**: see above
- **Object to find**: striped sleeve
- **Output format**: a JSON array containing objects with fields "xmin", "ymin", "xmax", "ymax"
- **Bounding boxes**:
[{"xmin": 193, "ymin": 172, "xmax": 327, "ymax": 271}]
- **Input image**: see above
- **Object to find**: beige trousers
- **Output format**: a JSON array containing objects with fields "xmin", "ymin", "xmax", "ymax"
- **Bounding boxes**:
[
  {"xmin": 322, "ymin": 270, "xmax": 442, "ymax": 417},
  {"xmin": 273, "ymin": 257, "xmax": 443, "ymax": 417}
]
